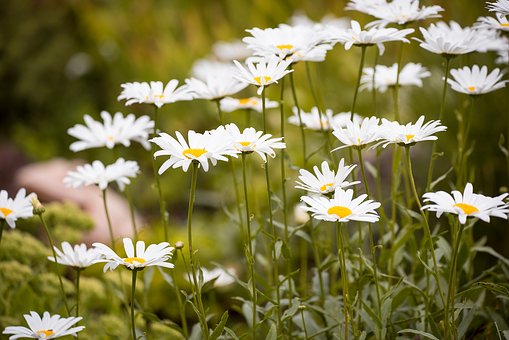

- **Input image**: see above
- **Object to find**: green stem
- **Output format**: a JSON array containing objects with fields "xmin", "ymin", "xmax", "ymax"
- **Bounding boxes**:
[
  {"xmin": 151, "ymin": 106, "xmax": 168, "ymax": 240},
  {"xmin": 102, "ymin": 190, "xmax": 116, "ymax": 249},
  {"xmin": 351, "ymin": 46, "xmax": 367, "ymax": 121},
  {"xmin": 371, "ymin": 48, "xmax": 379, "ymax": 115},
  {"xmin": 39, "ymin": 214, "xmax": 71, "ymax": 315},
  {"xmin": 0, "ymin": 220, "xmax": 5, "ymax": 248},
  {"xmin": 393, "ymin": 41, "xmax": 405, "ymax": 121},
  {"xmin": 445, "ymin": 221, "xmax": 465, "ymax": 340},
  {"xmin": 241, "ymin": 154, "xmax": 257, "ymax": 339},
  {"xmin": 289, "ymin": 67, "xmax": 307, "ymax": 166},
  {"xmin": 426, "ymin": 56, "xmax": 453, "ymax": 192},
  {"xmin": 215, "ymin": 99, "xmax": 224, "ymax": 124},
  {"xmin": 130, "ymin": 269, "xmax": 138, "ymax": 340},
  {"xmin": 356, "ymin": 147, "xmax": 370, "ymax": 195},
  {"xmin": 171, "ymin": 266, "xmax": 188, "ymax": 338},
  {"xmin": 75, "ymin": 269, "xmax": 81, "ymax": 317},
  {"xmin": 404, "ymin": 147, "xmax": 446, "ymax": 309},
  {"xmin": 309, "ymin": 223, "xmax": 325, "ymax": 303},
  {"xmin": 125, "ymin": 188, "xmax": 138, "ymax": 242},
  {"xmin": 336, "ymin": 222, "xmax": 351, "ymax": 340},
  {"xmin": 301, "ymin": 308, "xmax": 309, "ymax": 339},
  {"xmin": 456, "ymin": 96, "xmax": 476, "ymax": 188}
]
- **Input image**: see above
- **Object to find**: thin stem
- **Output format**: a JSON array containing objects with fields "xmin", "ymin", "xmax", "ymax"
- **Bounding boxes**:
[
  {"xmin": 404, "ymin": 146, "xmax": 446, "ymax": 309},
  {"xmin": 309, "ymin": 222, "xmax": 325, "ymax": 303},
  {"xmin": 371, "ymin": 49, "xmax": 379, "ymax": 115},
  {"xmin": 171, "ymin": 266, "xmax": 188, "ymax": 338},
  {"xmin": 426, "ymin": 56, "xmax": 453, "ymax": 192},
  {"xmin": 131, "ymin": 269, "xmax": 138, "ymax": 340},
  {"xmin": 39, "ymin": 214, "xmax": 71, "ymax": 315},
  {"xmin": 125, "ymin": 188, "xmax": 138, "ymax": 242},
  {"xmin": 0, "ymin": 220, "xmax": 5, "ymax": 248},
  {"xmin": 456, "ymin": 96, "xmax": 476, "ymax": 188},
  {"xmin": 241, "ymin": 154, "xmax": 257, "ymax": 339},
  {"xmin": 351, "ymin": 46, "xmax": 367, "ymax": 121},
  {"xmin": 393, "ymin": 41, "xmax": 405, "ymax": 121},
  {"xmin": 336, "ymin": 222, "xmax": 351, "ymax": 340},
  {"xmin": 445, "ymin": 221, "xmax": 465, "ymax": 340},
  {"xmin": 102, "ymin": 190, "xmax": 115, "ymax": 249},
  {"xmin": 356, "ymin": 147, "xmax": 370, "ymax": 195},
  {"xmin": 301, "ymin": 307, "xmax": 309, "ymax": 339},
  {"xmin": 75, "ymin": 269, "xmax": 81, "ymax": 317},
  {"xmin": 151, "ymin": 106, "xmax": 168, "ymax": 240},
  {"xmin": 289, "ymin": 67, "xmax": 307, "ymax": 166},
  {"xmin": 215, "ymin": 99, "xmax": 223, "ymax": 124}
]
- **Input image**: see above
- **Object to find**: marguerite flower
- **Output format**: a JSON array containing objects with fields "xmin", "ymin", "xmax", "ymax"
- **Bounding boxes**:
[
  {"xmin": 233, "ymin": 57, "xmax": 293, "ymax": 95},
  {"xmin": 225, "ymin": 123, "xmax": 285, "ymax": 162},
  {"xmin": 364, "ymin": 0, "xmax": 444, "ymax": 27},
  {"xmin": 447, "ymin": 65, "xmax": 508, "ymax": 95},
  {"xmin": 150, "ymin": 129, "xmax": 238, "ymax": 173},
  {"xmin": 48, "ymin": 242, "xmax": 100, "ymax": 269},
  {"xmin": 0, "ymin": 188, "xmax": 34, "ymax": 229},
  {"xmin": 93, "ymin": 237, "xmax": 174, "ymax": 272},
  {"xmin": 422, "ymin": 183, "xmax": 509, "ymax": 224},
  {"xmin": 118, "ymin": 80, "xmax": 193, "ymax": 108},
  {"xmin": 212, "ymin": 40, "xmax": 253, "ymax": 61},
  {"xmin": 301, "ymin": 187, "xmax": 381, "ymax": 223},
  {"xmin": 360, "ymin": 63, "xmax": 431, "ymax": 93},
  {"xmin": 475, "ymin": 15, "xmax": 509, "ymax": 32},
  {"xmin": 296, "ymin": 159, "xmax": 359, "ymax": 195},
  {"xmin": 67, "ymin": 111, "xmax": 154, "ymax": 152},
  {"xmin": 220, "ymin": 96, "xmax": 278, "ymax": 113},
  {"xmin": 332, "ymin": 116, "xmax": 380, "ymax": 150},
  {"xmin": 63, "ymin": 158, "xmax": 140, "ymax": 191},
  {"xmin": 2, "ymin": 311, "xmax": 84, "ymax": 339},
  {"xmin": 327, "ymin": 20, "xmax": 414, "ymax": 55},
  {"xmin": 376, "ymin": 116, "xmax": 447, "ymax": 147},
  {"xmin": 243, "ymin": 24, "xmax": 331, "ymax": 62},
  {"xmin": 345, "ymin": 0, "xmax": 386, "ymax": 14},
  {"xmin": 415, "ymin": 21, "xmax": 484, "ymax": 56},
  {"xmin": 185, "ymin": 60, "xmax": 247, "ymax": 100},
  {"xmin": 288, "ymin": 107, "xmax": 363, "ymax": 131},
  {"xmin": 487, "ymin": 0, "xmax": 509, "ymax": 17}
]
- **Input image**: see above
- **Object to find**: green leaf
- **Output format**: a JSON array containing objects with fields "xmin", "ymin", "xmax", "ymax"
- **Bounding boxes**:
[
  {"xmin": 265, "ymin": 324, "xmax": 277, "ymax": 340},
  {"xmin": 398, "ymin": 329, "xmax": 440, "ymax": 340},
  {"xmin": 472, "ymin": 246, "xmax": 509, "ymax": 267},
  {"xmin": 499, "ymin": 134, "xmax": 508, "ymax": 157},
  {"xmin": 209, "ymin": 311, "xmax": 229, "ymax": 340}
]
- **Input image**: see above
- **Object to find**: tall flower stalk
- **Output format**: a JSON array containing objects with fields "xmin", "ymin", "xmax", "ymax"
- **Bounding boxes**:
[
  {"xmin": 289, "ymin": 66, "xmax": 307, "ymax": 166},
  {"xmin": 101, "ymin": 190, "xmax": 116, "ymax": 249}
]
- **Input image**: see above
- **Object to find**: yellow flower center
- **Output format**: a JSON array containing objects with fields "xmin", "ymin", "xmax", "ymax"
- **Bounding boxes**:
[
  {"xmin": 327, "ymin": 205, "xmax": 353, "ymax": 218},
  {"xmin": 238, "ymin": 98, "xmax": 257, "ymax": 105},
  {"xmin": 36, "ymin": 330, "xmax": 55, "ymax": 338},
  {"xmin": 124, "ymin": 257, "xmax": 146, "ymax": 264},
  {"xmin": 276, "ymin": 44, "xmax": 294, "ymax": 51},
  {"xmin": 254, "ymin": 76, "xmax": 272, "ymax": 85},
  {"xmin": 453, "ymin": 203, "xmax": 479, "ymax": 215},
  {"xmin": 239, "ymin": 141, "xmax": 252, "ymax": 147},
  {"xmin": 0, "ymin": 207, "xmax": 13, "ymax": 217},
  {"xmin": 501, "ymin": 23, "xmax": 509, "ymax": 27},
  {"xmin": 154, "ymin": 94, "xmax": 165, "ymax": 100},
  {"xmin": 182, "ymin": 148, "xmax": 207, "ymax": 159},
  {"xmin": 106, "ymin": 135, "xmax": 114, "ymax": 141},
  {"xmin": 405, "ymin": 134, "xmax": 415, "ymax": 141},
  {"xmin": 468, "ymin": 86, "xmax": 476, "ymax": 92},
  {"xmin": 320, "ymin": 183, "xmax": 333, "ymax": 192}
]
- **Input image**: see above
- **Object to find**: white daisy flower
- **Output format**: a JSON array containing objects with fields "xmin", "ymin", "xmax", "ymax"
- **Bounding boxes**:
[
  {"xmin": 185, "ymin": 60, "xmax": 247, "ymax": 100},
  {"xmin": 243, "ymin": 24, "xmax": 332, "ymax": 63},
  {"xmin": 48, "ymin": 242, "xmax": 101, "ymax": 269},
  {"xmin": 360, "ymin": 62, "xmax": 431, "ymax": 93},
  {"xmin": 332, "ymin": 116, "xmax": 380, "ymax": 150},
  {"xmin": 475, "ymin": 14, "xmax": 509, "ymax": 32},
  {"xmin": 289, "ymin": 12, "xmax": 350, "ymax": 32},
  {"xmin": 422, "ymin": 183, "xmax": 509, "ymax": 224},
  {"xmin": 220, "ymin": 96, "xmax": 278, "ymax": 113},
  {"xmin": 225, "ymin": 123, "xmax": 285, "ymax": 162},
  {"xmin": 118, "ymin": 80, "xmax": 193, "ymax": 108},
  {"xmin": 301, "ymin": 187, "xmax": 381, "ymax": 223},
  {"xmin": 415, "ymin": 21, "xmax": 484, "ymax": 56},
  {"xmin": 345, "ymin": 0, "xmax": 386, "ymax": 14},
  {"xmin": 63, "ymin": 158, "xmax": 140, "ymax": 191},
  {"xmin": 296, "ymin": 159, "xmax": 359, "ymax": 195},
  {"xmin": 294, "ymin": 203, "xmax": 311, "ymax": 224},
  {"xmin": 447, "ymin": 65, "xmax": 508, "ymax": 95},
  {"xmin": 376, "ymin": 116, "xmax": 447, "ymax": 147},
  {"xmin": 2, "ymin": 311, "xmax": 84, "ymax": 339},
  {"xmin": 233, "ymin": 56, "xmax": 293, "ymax": 95},
  {"xmin": 67, "ymin": 111, "xmax": 154, "ymax": 152},
  {"xmin": 327, "ymin": 20, "xmax": 414, "ymax": 55},
  {"xmin": 474, "ymin": 28, "xmax": 509, "ymax": 53},
  {"xmin": 150, "ymin": 129, "xmax": 239, "ymax": 173},
  {"xmin": 93, "ymin": 237, "xmax": 174, "ymax": 272},
  {"xmin": 364, "ymin": 0, "xmax": 444, "ymax": 27},
  {"xmin": 487, "ymin": 0, "xmax": 509, "ymax": 17},
  {"xmin": 0, "ymin": 188, "xmax": 34, "ymax": 229},
  {"xmin": 212, "ymin": 40, "xmax": 253, "ymax": 62},
  {"xmin": 497, "ymin": 50, "xmax": 509, "ymax": 65},
  {"xmin": 288, "ymin": 107, "xmax": 362, "ymax": 131}
]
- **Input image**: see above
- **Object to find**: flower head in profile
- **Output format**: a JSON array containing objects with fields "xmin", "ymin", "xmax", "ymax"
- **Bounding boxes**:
[
  {"xmin": 363, "ymin": 0, "xmax": 443, "ymax": 27},
  {"xmin": 233, "ymin": 56, "xmax": 293, "ymax": 95},
  {"xmin": 327, "ymin": 20, "xmax": 414, "ymax": 55},
  {"xmin": 192, "ymin": 267, "xmax": 236, "ymax": 288},
  {"xmin": 288, "ymin": 107, "xmax": 362, "ymax": 131},
  {"xmin": 68, "ymin": 111, "xmax": 154, "ymax": 152},
  {"xmin": 475, "ymin": 15, "xmax": 509, "ymax": 33},
  {"xmin": 415, "ymin": 21, "xmax": 484, "ymax": 56},
  {"xmin": 332, "ymin": 116, "xmax": 380, "ymax": 150},
  {"xmin": 48, "ymin": 242, "xmax": 100, "ymax": 269},
  {"xmin": 150, "ymin": 129, "xmax": 238, "ymax": 173},
  {"xmin": 0, "ymin": 188, "xmax": 34, "ymax": 229},
  {"xmin": 243, "ymin": 24, "xmax": 332, "ymax": 63},
  {"xmin": 422, "ymin": 183, "xmax": 509, "ymax": 224},
  {"xmin": 212, "ymin": 40, "xmax": 253, "ymax": 61},
  {"xmin": 361, "ymin": 63, "xmax": 431, "ymax": 93},
  {"xmin": 301, "ymin": 187, "xmax": 381, "ymax": 223},
  {"xmin": 93, "ymin": 237, "xmax": 174, "ymax": 272},
  {"xmin": 185, "ymin": 60, "xmax": 248, "ymax": 100},
  {"xmin": 296, "ymin": 159, "xmax": 359, "ymax": 195},
  {"xmin": 118, "ymin": 80, "xmax": 193, "ymax": 108},
  {"xmin": 345, "ymin": 0, "xmax": 386, "ymax": 14},
  {"xmin": 487, "ymin": 0, "xmax": 509, "ymax": 17},
  {"xmin": 447, "ymin": 65, "xmax": 508, "ymax": 96},
  {"xmin": 2, "ymin": 311, "xmax": 84, "ymax": 339},
  {"xmin": 376, "ymin": 116, "xmax": 447, "ymax": 147},
  {"xmin": 220, "ymin": 96, "xmax": 278, "ymax": 113},
  {"xmin": 63, "ymin": 158, "xmax": 140, "ymax": 191},
  {"xmin": 225, "ymin": 123, "xmax": 285, "ymax": 162}
]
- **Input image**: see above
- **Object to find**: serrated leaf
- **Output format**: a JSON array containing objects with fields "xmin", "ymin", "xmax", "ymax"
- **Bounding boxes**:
[
  {"xmin": 209, "ymin": 311, "xmax": 229, "ymax": 340},
  {"xmin": 398, "ymin": 329, "xmax": 439, "ymax": 340}
]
